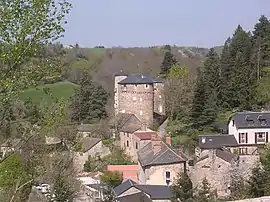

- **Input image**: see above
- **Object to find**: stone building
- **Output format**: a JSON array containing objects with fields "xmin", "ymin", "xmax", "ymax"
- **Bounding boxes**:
[
  {"xmin": 138, "ymin": 133, "xmax": 187, "ymax": 186},
  {"xmin": 114, "ymin": 72, "xmax": 165, "ymax": 127}
]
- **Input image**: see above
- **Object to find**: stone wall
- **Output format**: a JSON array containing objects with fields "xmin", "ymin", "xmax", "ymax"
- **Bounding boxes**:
[
  {"xmin": 114, "ymin": 75, "xmax": 127, "ymax": 115},
  {"xmin": 189, "ymin": 150, "xmax": 231, "ymax": 198},
  {"xmin": 227, "ymin": 196, "xmax": 270, "ymax": 202},
  {"xmin": 118, "ymin": 83, "xmax": 154, "ymax": 126},
  {"xmin": 153, "ymin": 83, "xmax": 165, "ymax": 115},
  {"xmin": 144, "ymin": 163, "xmax": 185, "ymax": 185}
]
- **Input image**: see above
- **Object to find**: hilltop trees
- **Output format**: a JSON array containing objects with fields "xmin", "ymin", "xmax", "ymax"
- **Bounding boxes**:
[
  {"xmin": 160, "ymin": 45, "xmax": 178, "ymax": 76},
  {"xmin": 69, "ymin": 71, "xmax": 108, "ymax": 123}
]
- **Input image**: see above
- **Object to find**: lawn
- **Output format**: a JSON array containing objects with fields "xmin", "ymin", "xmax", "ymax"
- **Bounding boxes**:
[{"xmin": 19, "ymin": 81, "xmax": 78, "ymax": 104}]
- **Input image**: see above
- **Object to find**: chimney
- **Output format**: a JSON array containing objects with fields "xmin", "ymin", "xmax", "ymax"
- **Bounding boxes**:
[
  {"xmin": 166, "ymin": 134, "xmax": 171, "ymax": 146},
  {"xmin": 151, "ymin": 133, "xmax": 162, "ymax": 154}
]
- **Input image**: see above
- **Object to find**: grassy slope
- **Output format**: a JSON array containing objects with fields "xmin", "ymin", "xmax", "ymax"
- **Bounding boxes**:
[{"xmin": 19, "ymin": 81, "xmax": 78, "ymax": 104}]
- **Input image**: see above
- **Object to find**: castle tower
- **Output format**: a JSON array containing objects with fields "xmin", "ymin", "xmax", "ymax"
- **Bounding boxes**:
[
  {"xmin": 114, "ymin": 70, "xmax": 128, "ymax": 115},
  {"xmin": 153, "ymin": 78, "xmax": 165, "ymax": 115},
  {"xmin": 118, "ymin": 74, "xmax": 155, "ymax": 127}
]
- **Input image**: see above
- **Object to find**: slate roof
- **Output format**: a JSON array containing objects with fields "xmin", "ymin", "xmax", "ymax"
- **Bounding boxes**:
[
  {"xmin": 198, "ymin": 134, "xmax": 238, "ymax": 149},
  {"xmin": 114, "ymin": 179, "xmax": 172, "ymax": 200},
  {"xmin": 118, "ymin": 192, "xmax": 152, "ymax": 202},
  {"xmin": 231, "ymin": 111, "xmax": 270, "ymax": 129},
  {"xmin": 114, "ymin": 179, "xmax": 137, "ymax": 196},
  {"xmin": 138, "ymin": 141, "xmax": 187, "ymax": 167},
  {"xmin": 116, "ymin": 113, "xmax": 142, "ymax": 133},
  {"xmin": 134, "ymin": 131, "xmax": 156, "ymax": 140},
  {"xmin": 81, "ymin": 137, "xmax": 101, "ymax": 152},
  {"xmin": 216, "ymin": 148, "xmax": 238, "ymax": 163},
  {"xmin": 118, "ymin": 74, "xmax": 163, "ymax": 84}
]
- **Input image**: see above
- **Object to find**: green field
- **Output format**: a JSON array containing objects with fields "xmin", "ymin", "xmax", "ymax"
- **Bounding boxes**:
[{"xmin": 19, "ymin": 81, "xmax": 78, "ymax": 104}]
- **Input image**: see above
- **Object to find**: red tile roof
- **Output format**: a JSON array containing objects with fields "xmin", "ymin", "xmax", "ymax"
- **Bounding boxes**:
[
  {"xmin": 134, "ymin": 131, "xmax": 158, "ymax": 140},
  {"xmin": 107, "ymin": 165, "xmax": 139, "ymax": 183}
]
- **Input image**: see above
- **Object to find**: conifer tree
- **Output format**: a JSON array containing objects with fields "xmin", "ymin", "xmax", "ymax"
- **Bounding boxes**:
[
  {"xmin": 160, "ymin": 48, "xmax": 178, "ymax": 76},
  {"xmin": 70, "ymin": 72, "xmax": 108, "ymax": 123},
  {"xmin": 227, "ymin": 25, "xmax": 254, "ymax": 109},
  {"xmin": 172, "ymin": 172, "xmax": 193, "ymax": 202},
  {"xmin": 191, "ymin": 49, "xmax": 220, "ymax": 128}
]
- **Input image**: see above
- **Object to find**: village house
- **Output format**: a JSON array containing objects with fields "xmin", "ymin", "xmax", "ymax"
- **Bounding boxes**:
[
  {"xmin": 228, "ymin": 111, "xmax": 270, "ymax": 155},
  {"xmin": 74, "ymin": 137, "xmax": 110, "ymax": 172},
  {"xmin": 114, "ymin": 179, "xmax": 172, "ymax": 202},
  {"xmin": 137, "ymin": 133, "xmax": 187, "ymax": 186}
]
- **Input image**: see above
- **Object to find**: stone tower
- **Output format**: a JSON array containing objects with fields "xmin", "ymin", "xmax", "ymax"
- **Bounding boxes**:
[
  {"xmin": 114, "ymin": 70, "xmax": 128, "ymax": 115},
  {"xmin": 114, "ymin": 73, "xmax": 165, "ymax": 127}
]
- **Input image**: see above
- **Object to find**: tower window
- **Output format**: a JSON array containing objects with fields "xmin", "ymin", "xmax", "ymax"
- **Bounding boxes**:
[
  {"xmin": 145, "ymin": 84, "xmax": 149, "ymax": 89},
  {"xmin": 140, "ymin": 111, "xmax": 143, "ymax": 116},
  {"xmin": 159, "ymin": 95, "xmax": 162, "ymax": 98},
  {"xmin": 140, "ymin": 98, "xmax": 142, "ymax": 102},
  {"xmin": 127, "ymin": 140, "xmax": 129, "ymax": 147},
  {"xmin": 136, "ymin": 142, "xmax": 138, "ymax": 149},
  {"xmin": 133, "ymin": 97, "xmax": 136, "ymax": 101},
  {"xmin": 159, "ymin": 106, "xmax": 163, "ymax": 113}
]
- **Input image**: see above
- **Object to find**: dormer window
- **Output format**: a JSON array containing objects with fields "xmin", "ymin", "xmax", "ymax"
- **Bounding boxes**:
[
  {"xmin": 246, "ymin": 116, "xmax": 254, "ymax": 125},
  {"xmin": 258, "ymin": 115, "xmax": 267, "ymax": 126}
]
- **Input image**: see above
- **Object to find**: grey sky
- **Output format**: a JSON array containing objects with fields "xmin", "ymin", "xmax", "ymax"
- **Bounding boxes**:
[{"xmin": 61, "ymin": 0, "xmax": 270, "ymax": 48}]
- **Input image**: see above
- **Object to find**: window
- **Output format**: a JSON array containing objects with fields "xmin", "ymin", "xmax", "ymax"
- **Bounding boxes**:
[
  {"xmin": 123, "ymin": 84, "xmax": 127, "ymax": 91},
  {"xmin": 239, "ymin": 133, "xmax": 247, "ymax": 143},
  {"xmin": 239, "ymin": 148, "xmax": 248, "ymax": 155},
  {"xmin": 114, "ymin": 88, "xmax": 117, "ymax": 93},
  {"xmin": 135, "ymin": 142, "xmax": 138, "ymax": 149},
  {"xmin": 127, "ymin": 133, "xmax": 129, "ymax": 137},
  {"xmin": 232, "ymin": 120, "xmax": 235, "ymax": 126},
  {"xmin": 140, "ymin": 98, "xmax": 142, "ymax": 102},
  {"xmin": 159, "ymin": 95, "xmax": 162, "ymax": 98},
  {"xmin": 133, "ymin": 97, "xmax": 136, "ymax": 101},
  {"xmin": 255, "ymin": 132, "xmax": 267, "ymax": 143},
  {"xmin": 139, "ymin": 110, "xmax": 143, "ymax": 116},
  {"xmin": 165, "ymin": 171, "xmax": 171, "ymax": 186},
  {"xmin": 145, "ymin": 84, "xmax": 149, "ymax": 89},
  {"xmin": 159, "ymin": 106, "xmax": 163, "ymax": 113},
  {"xmin": 127, "ymin": 140, "xmax": 129, "ymax": 147},
  {"xmin": 121, "ymin": 109, "xmax": 126, "ymax": 113}
]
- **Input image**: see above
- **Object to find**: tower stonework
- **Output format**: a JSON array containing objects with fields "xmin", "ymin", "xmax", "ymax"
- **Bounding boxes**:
[
  {"xmin": 114, "ymin": 73, "xmax": 165, "ymax": 127},
  {"xmin": 153, "ymin": 81, "xmax": 165, "ymax": 115},
  {"xmin": 114, "ymin": 71, "xmax": 127, "ymax": 115}
]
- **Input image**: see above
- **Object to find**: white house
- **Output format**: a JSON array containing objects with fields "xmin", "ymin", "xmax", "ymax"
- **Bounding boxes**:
[{"xmin": 228, "ymin": 111, "xmax": 270, "ymax": 155}]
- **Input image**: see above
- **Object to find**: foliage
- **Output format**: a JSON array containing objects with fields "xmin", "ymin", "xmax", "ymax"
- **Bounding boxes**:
[
  {"xmin": 194, "ymin": 177, "xmax": 215, "ymax": 202},
  {"xmin": 100, "ymin": 171, "xmax": 123, "ymax": 188},
  {"xmin": 69, "ymin": 71, "xmax": 109, "ymax": 123},
  {"xmin": 160, "ymin": 46, "xmax": 178, "ymax": 76},
  {"xmin": 172, "ymin": 172, "xmax": 193, "ymax": 202},
  {"xmin": 230, "ymin": 174, "xmax": 247, "ymax": 200}
]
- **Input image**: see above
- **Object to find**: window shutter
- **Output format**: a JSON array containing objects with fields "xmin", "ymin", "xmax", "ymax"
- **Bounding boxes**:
[
  {"xmin": 238, "ymin": 133, "xmax": 241, "ymax": 143},
  {"xmin": 266, "ymin": 132, "xmax": 269, "ymax": 143},
  {"xmin": 246, "ymin": 133, "xmax": 248, "ymax": 143},
  {"xmin": 255, "ymin": 133, "xmax": 257, "ymax": 144}
]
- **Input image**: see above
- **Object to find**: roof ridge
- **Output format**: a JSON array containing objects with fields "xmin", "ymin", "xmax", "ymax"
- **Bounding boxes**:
[{"xmin": 163, "ymin": 141, "xmax": 185, "ymax": 160}]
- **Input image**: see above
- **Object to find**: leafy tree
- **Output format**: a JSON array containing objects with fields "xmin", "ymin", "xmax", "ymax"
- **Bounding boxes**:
[
  {"xmin": 195, "ymin": 177, "xmax": 215, "ymax": 202},
  {"xmin": 246, "ymin": 164, "xmax": 265, "ymax": 198},
  {"xmin": 230, "ymin": 174, "xmax": 247, "ymax": 200},
  {"xmin": 172, "ymin": 172, "xmax": 193, "ymax": 202},
  {"xmin": 70, "ymin": 71, "xmax": 109, "ymax": 123},
  {"xmin": 100, "ymin": 171, "xmax": 123, "ymax": 188},
  {"xmin": 160, "ymin": 48, "xmax": 178, "ymax": 76}
]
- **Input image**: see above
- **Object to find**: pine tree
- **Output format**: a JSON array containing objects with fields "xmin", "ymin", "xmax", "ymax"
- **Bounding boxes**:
[
  {"xmin": 191, "ymin": 49, "xmax": 220, "ymax": 128},
  {"xmin": 195, "ymin": 177, "xmax": 215, "ymax": 202},
  {"xmin": 227, "ymin": 25, "xmax": 254, "ymax": 109},
  {"xmin": 69, "ymin": 72, "xmax": 108, "ymax": 123},
  {"xmin": 172, "ymin": 172, "xmax": 193, "ymax": 202},
  {"xmin": 252, "ymin": 15, "xmax": 270, "ymax": 78},
  {"xmin": 160, "ymin": 48, "xmax": 178, "ymax": 76},
  {"xmin": 218, "ymin": 37, "xmax": 232, "ymax": 109}
]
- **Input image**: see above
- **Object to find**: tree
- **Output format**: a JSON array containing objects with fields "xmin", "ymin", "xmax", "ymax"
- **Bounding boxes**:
[
  {"xmin": 172, "ymin": 172, "xmax": 193, "ymax": 202},
  {"xmin": 246, "ymin": 164, "xmax": 265, "ymax": 198},
  {"xmin": 191, "ymin": 49, "xmax": 220, "ymax": 129},
  {"xmin": 100, "ymin": 171, "xmax": 123, "ymax": 188},
  {"xmin": 0, "ymin": 1, "xmax": 72, "ymax": 201},
  {"xmin": 165, "ymin": 64, "xmax": 194, "ymax": 124},
  {"xmin": 160, "ymin": 48, "xmax": 178, "ymax": 76},
  {"xmin": 195, "ymin": 177, "xmax": 215, "ymax": 202},
  {"xmin": 70, "ymin": 71, "xmax": 108, "ymax": 123}
]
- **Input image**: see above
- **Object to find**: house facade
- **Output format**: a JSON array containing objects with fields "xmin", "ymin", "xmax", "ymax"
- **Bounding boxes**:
[
  {"xmin": 228, "ymin": 111, "xmax": 270, "ymax": 155},
  {"xmin": 137, "ymin": 134, "xmax": 187, "ymax": 186}
]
